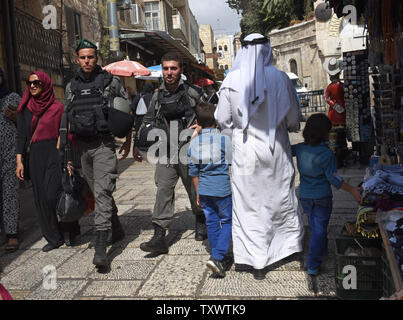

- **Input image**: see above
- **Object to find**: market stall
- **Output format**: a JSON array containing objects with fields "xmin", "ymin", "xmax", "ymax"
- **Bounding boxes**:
[{"xmin": 325, "ymin": 0, "xmax": 403, "ymax": 300}]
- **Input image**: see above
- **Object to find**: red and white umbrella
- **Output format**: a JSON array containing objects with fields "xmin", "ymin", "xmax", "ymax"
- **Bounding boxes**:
[
  {"xmin": 103, "ymin": 60, "xmax": 151, "ymax": 77},
  {"xmin": 194, "ymin": 77, "xmax": 214, "ymax": 87}
]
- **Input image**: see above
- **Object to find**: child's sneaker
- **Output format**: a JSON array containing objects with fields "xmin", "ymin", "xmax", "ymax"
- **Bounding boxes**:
[
  {"xmin": 222, "ymin": 253, "xmax": 234, "ymax": 271},
  {"xmin": 307, "ymin": 268, "xmax": 319, "ymax": 276},
  {"xmin": 206, "ymin": 258, "xmax": 226, "ymax": 278}
]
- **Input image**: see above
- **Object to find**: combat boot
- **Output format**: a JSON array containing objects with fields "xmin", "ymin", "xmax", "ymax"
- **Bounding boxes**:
[
  {"xmin": 140, "ymin": 224, "xmax": 168, "ymax": 254},
  {"xmin": 107, "ymin": 214, "xmax": 125, "ymax": 245},
  {"xmin": 195, "ymin": 214, "xmax": 207, "ymax": 241},
  {"xmin": 93, "ymin": 230, "xmax": 109, "ymax": 267}
]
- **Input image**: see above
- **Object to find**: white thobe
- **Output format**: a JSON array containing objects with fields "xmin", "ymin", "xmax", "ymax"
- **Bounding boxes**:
[{"xmin": 215, "ymin": 88, "xmax": 304, "ymax": 269}]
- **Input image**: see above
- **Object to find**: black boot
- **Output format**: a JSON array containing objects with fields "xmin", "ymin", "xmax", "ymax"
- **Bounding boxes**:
[
  {"xmin": 253, "ymin": 268, "xmax": 266, "ymax": 280},
  {"xmin": 140, "ymin": 224, "xmax": 168, "ymax": 254},
  {"xmin": 107, "ymin": 214, "xmax": 125, "ymax": 245},
  {"xmin": 93, "ymin": 230, "xmax": 109, "ymax": 267},
  {"xmin": 195, "ymin": 214, "xmax": 207, "ymax": 241}
]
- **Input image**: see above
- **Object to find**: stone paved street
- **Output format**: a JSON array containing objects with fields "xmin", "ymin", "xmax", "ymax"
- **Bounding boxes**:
[{"xmin": 0, "ymin": 130, "xmax": 364, "ymax": 300}]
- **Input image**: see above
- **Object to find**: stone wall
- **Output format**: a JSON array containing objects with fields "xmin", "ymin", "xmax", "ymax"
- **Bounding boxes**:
[
  {"xmin": 216, "ymin": 36, "xmax": 233, "ymax": 71},
  {"xmin": 269, "ymin": 19, "xmax": 328, "ymax": 91},
  {"xmin": 199, "ymin": 24, "xmax": 217, "ymax": 70},
  {"xmin": 10, "ymin": 0, "xmax": 102, "ymax": 101}
]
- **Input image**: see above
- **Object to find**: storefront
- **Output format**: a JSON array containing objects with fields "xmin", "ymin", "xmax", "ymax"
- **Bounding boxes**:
[
  {"xmin": 119, "ymin": 29, "xmax": 216, "ymax": 87},
  {"xmin": 326, "ymin": 0, "xmax": 403, "ymax": 300}
]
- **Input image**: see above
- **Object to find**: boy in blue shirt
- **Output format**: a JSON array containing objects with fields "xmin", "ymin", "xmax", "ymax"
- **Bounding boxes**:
[
  {"xmin": 188, "ymin": 102, "xmax": 232, "ymax": 278},
  {"xmin": 293, "ymin": 113, "xmax": 361, "ymax": 276}
]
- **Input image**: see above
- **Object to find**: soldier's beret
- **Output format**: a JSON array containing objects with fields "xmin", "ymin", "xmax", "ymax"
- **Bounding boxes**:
[{"xmin": 75, "ymin": 38, "xmax": 97, "ymax": 53}]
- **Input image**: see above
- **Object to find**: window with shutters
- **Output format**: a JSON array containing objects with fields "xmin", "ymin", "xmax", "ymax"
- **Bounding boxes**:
[
  {"xmin": 144, "ymin": 1, "xmax": 160, "ymax": 30},
  {"xmin": 65, "ymin": 5, "xmax": 82, "ymax": 48}
]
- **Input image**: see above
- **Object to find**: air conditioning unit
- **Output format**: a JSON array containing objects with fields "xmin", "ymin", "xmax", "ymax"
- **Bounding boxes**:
[{"xmin": 130, "ymin": 4, "xmax": 144, "ymax": 25}]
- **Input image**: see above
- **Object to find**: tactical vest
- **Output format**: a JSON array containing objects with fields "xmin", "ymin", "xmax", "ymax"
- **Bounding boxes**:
[
  {"xmin": 67, "ymin": 72, "xmax": 112, "ymax": 138},
  {"xmin": 158, "ymin": 84, "xmax": 192, "ymax": 121}
]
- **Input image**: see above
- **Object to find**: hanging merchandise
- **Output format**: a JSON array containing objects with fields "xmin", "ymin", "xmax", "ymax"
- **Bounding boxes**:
[
  {"xmin": 370, "ymin": 65, "xmax": 403, "ymax": 164},
  {"xmin": 342, "ymin": 50, "xmax": 372, "ymax": 143},
  {"xmin": 367, "ymin": 0, "xmax": 403, "ymax": 69}
]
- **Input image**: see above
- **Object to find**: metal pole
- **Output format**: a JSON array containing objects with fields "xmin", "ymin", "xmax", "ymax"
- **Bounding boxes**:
[{"xmin": 107, "ymin": 0, "xmax": 120, "ymax": 57}]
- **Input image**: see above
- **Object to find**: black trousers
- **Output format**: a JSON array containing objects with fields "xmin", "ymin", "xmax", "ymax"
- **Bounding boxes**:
[{"xmin": 29, "ymin": 140, "xmax": 80, "ymax": 246}]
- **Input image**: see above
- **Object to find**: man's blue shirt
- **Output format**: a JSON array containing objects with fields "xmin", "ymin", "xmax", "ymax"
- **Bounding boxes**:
[
  {"xmin": 292, "ymin": 142, "xmax": 343, "ymax": 199},
  {"xmin": 188, "ymin": 128, "xmax": 232, "ymax": 197}
]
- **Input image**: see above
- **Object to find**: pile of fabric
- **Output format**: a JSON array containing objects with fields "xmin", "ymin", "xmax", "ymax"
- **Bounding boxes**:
[
  {"xmin": 382, "ymin": 210, "xmax": 403, "ymax": 276},
  {"xmin": 359, "ymin": 165, "xmax": 403, "ymax": 238},
  {"xmin": 360, "ymin": 164, "xmax": 403, "ymax": 275}
]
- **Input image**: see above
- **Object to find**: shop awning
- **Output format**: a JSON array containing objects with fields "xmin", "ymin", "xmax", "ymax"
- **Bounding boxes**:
[
  {"xmin": 120, "ymin": 29, "xmax": 197, "ymax": 65},
  {"xmin": 119, "ymin": 29, "xmax": 216, "ymax": 81},
  {"xmin": 191, "ymin": 63, "xmax": 216, "ymax": 79}
]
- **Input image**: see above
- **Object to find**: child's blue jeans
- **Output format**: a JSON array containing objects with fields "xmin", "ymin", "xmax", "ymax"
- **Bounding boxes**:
[
  {"xmin": 199, "ymin": 194, "xmax": 232, "ymax": 262},
  {"xmin": 300, "ymin": 197, "xmax": 333, "ymax": 271}
]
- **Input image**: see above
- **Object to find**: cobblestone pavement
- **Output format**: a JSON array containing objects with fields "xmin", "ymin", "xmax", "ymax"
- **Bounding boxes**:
[{"xmin": 0, "ymin": 130, "xmax": 364, "ymax": 300}]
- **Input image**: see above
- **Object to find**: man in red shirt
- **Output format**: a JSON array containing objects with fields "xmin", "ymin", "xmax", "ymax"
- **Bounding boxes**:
[{"xmin": 324, "ymin": 58, "xmax": 348, "ymax": 167}]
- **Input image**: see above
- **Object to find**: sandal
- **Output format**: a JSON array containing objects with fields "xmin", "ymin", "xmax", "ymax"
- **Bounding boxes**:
[{"xmin": 5, "ymin": 240, "xmax": 19, "ymax": 253}]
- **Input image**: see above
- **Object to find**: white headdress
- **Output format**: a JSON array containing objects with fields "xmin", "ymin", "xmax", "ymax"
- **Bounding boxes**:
[{"xmin": 220, "ymin": 33, "xmax": 296, "ymax": 150}]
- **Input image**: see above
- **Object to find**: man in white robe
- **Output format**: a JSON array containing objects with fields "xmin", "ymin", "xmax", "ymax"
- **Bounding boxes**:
[{"xmin": 215, "ymin": 33, "xmax": 304, "ymax": 280}]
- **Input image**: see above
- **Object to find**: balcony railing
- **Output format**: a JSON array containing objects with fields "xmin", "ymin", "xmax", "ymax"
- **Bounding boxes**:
[{"xmin": 15, "ymin": 9, "xmax": 61, "ymax": 73}]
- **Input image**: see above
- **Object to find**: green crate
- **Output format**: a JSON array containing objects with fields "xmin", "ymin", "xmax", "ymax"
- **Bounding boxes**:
[
  {"xmin": 335, "ymin": 237, "xmax": 383, "ymax": 300},
  {"xmin": 335, "ymin": 280, "xmax": 383, "ymax": 300}
]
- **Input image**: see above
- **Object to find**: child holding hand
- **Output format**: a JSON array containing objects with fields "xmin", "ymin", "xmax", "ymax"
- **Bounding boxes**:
[{"xmin": 293, "ymin": 113, "xmax": 361, "ymax": 276}]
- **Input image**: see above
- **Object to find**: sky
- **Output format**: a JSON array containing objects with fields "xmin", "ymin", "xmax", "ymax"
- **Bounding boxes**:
[{"xmin": 188, "ymin": 0, "xmax": 242, "ymax": 36}]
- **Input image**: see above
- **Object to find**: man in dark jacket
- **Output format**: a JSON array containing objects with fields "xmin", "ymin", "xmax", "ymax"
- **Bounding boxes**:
[
  {"xmin": 133, "ymin": 52, "xmax": 207, "ymax": 255},
  {"xmin": 63, "ymin": 39, "xmax": 129, "ymax": 268}
]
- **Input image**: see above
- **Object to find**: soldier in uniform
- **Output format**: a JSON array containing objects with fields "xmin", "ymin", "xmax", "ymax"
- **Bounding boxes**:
[
  {"xmin": 132, "ymin": 52, "xmax": 207, "ymax": 254},
  {"xmin": 63, "ymin": 39, "xmax": 130, "ymax": 267}
]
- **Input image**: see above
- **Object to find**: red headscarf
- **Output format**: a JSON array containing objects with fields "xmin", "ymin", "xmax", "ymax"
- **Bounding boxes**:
[{"xmin": 17, "ymin": 71, "xmax": 64, "ymax": 142}]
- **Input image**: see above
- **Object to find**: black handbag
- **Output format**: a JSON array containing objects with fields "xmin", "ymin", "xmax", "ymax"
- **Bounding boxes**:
[
  {"xmin": 23, "ymin": 117, "xmax": 42, "ymax": 181},
  {"xmin": 56, "ymin": 168, "xmax": 95, "ymax": 223}
]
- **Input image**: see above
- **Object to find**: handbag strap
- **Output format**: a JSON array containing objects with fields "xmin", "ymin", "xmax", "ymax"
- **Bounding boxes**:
[{"xmin": 26, "ymin": 117, "xmax": 41, "ymax": 153}]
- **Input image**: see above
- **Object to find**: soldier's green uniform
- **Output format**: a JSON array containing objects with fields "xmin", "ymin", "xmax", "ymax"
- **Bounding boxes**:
[
  {"xmin": 136, "ymin": 78, "xmax": 207, "ymax": 254},
  {"xmin": 63, "ymin": 40, "xmax": 128, "ymax": 266},
  {"xmin": 64, "ymin": 68, "xmax": 127, "ymax": 232}
]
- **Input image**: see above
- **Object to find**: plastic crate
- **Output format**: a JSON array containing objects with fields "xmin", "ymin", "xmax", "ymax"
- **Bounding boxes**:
[
  {"xmin": 335, "ymin": 237, "xmax": 383, "ymax": 300},
  {"xmin": 381, "ymin": 254, "xmax": 396, "ymax": 298},
  {"xmin": 381, "ymin": 241, "xmax": 399, "ymax": 298}
]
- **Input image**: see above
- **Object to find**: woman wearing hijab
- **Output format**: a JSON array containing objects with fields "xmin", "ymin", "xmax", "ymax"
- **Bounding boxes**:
[
  {"xmin": 0, "ymin": 68, "xmax": 21, "ymax": 253},
  {"xmin": 16, "ymin": 71, "xmax": 80, "ymax": 252},
  {"xmin": 215, "ymin": 33, "xmax": 304, "ymax": 280}
]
